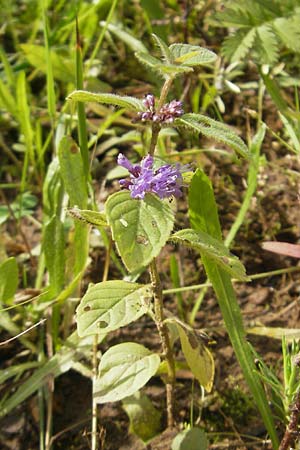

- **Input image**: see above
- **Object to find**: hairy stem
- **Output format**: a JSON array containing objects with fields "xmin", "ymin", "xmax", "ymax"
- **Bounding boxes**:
[
  {"xmin": 279, "ymin": 391, "xmax": 300, "ymax": 450},
  {"xmin": 149, "ymin": 124, "xmax": 160, "ymax": 156},
  {"xmin": 157, "ymin": 77, "xmax": 174, "ymax": 110},
  {"xmin": 149, "ymin": 259, "xmax": 175, "ymax": 428}
]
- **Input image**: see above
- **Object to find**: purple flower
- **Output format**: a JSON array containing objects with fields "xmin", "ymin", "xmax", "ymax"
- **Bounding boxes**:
[
  {"xmin": 117, "ymin": 153, "xmax": 188, "ymax": 200},
  {"xmin": 136, "ymin": 94, "xmax": 184, "ymax": 124}
]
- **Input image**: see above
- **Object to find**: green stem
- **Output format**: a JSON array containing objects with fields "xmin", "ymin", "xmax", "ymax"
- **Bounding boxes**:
[
  {"xmin": 91, "ymin": 334, "xmax": 98, "ymax": 450},
  {"xmin": 149, "ymin": 259, "xmax": 175, "ymax": 428}
]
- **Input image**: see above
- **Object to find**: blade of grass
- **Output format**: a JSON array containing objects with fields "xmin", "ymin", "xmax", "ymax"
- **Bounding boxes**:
[
  {"xmin": 189, "ymin": 169, "xmax": 279, "ymax": 448},
  {"xmin": 75, "ymin": 18, "xmax": 89, "ymax": 180},
  {"xmin": 41, "ymin": 0, "xmax": 56, "ymax": 122},
  {"xmin": 225, "ymin": 123, "xmax": 266, "ymax": 247}
]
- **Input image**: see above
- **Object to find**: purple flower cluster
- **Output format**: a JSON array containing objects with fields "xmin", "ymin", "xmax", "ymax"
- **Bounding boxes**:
[
  {"xmin": 137, "ymin": 94, "xmax": 184, "ymax": 124},
  {"xmin": 117, "ymin": 153, "xmax": 187, "ymax": 200}
]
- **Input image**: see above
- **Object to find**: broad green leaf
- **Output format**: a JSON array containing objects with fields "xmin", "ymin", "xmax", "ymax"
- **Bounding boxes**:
[
  {"xmin": 93, "ymin": 343, "xmax": 160, "ymax": 403},
  {"xmin": 68, "ymin": 207, "xmax": 108, "ymax": 227},
  {"xmin": 135, "ymin": 52, "xmax": 193, "ymax": 77},
  {"xmin": 0, "ymin": 257, "xmax": 18, "ymax": 303},
  {"xmin": 0, "ymin": 332, "xmax": 95, "ymax": 419},
  {"xmin": 171, "ymin": 427, "xmax": 208, "ymax": 450},
  {"xmin": 188, "ymin": 169, "xmax": 279, "ymax": 447},
  {"xmin": 176, "ymin": 113, "xmax": 250, "ymax": 159},
  {"xmin": 174, "ymin": 320, "xmax": 214, "ymax": 392},
  {"xmin": 76, "ymin": 281, "xmax": 151, "ymax": 336},
  {"xmin": 105, "ymin": 191, "xmax": 174, "ymax": 272},
  {"xmin": 171, "ymin": 229, "xmax": 248, "ymax": 281},
  {"xmin": 189, "ymin": 169, "xmax": 222, "ymax": 240},
  {"xmin": 43, "ymin": 216, "xmax": 65, "ymax": 292},
  {"xmin": 21, "ymin": 44, "xmax": 74, "ymax": 82},
  {"xmin": 123, "ymin": 392, "xmax": 161, "ymax": 442},
  {"xmin": 169, "ymin": 43, "xmax": 217, "ymax": 66},
  {"xmin": 58, "ymin": 136, "xmax": 88, "ymax": 209},
  {"xmin": 67, "ymin": 90, "xmax": 144, "ymax": 111}
]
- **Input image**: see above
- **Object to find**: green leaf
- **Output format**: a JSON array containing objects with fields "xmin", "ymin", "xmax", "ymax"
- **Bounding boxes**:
[
  {"xmin": 225, "ymin": 123, "xmax": 266, "ymax": 247},
  {"xmin": 256, "ymin": 25, "xmax": 278, "ymax": 65},
  {"xmin": 93, "ymin": 343, "xmax": 160, "ymax": 403},
  {"xmin": 188, "ymin": 169, "xmax": 279, "ymax": 448},
  {"xmin": 105, "ymin": 191, "xmax": 174, "ymax": 272},
  {"xmin": 171, "ymin": 427, "xmax": 208, "ymax": 450},
  {"xmin": 123, "ymin": 392, "xmax": 161, "ymax": 442},
  {"xmin": 58, "ymin": 136, "xmax": 88, "ymax": 209},
  {"xmin": 0, "ymin": 257, "xmax": 18, "ymax": 304},
  {"xmin": 68, "ymin": 207, "xmax": 108, "ymax": 227},
  {"xmin": 222, "ymin": 28, "xmax": 256, "ymax": 62},
  {"xmin": 21, "ymin": 44, "xmax": 74, "ymax": 82},
  {"xmin": 176, "ymin": 113, "xmax": 250, "ymax": 159},
  {"xmin": 189, "ymin": 170, "xmax": 222, "ymax": 240},
  {"xmin": 171, "ymin": 229, "xmax": 248, "ymax": 281},
  {"xmin": 43, "ymin": 216, "xmax": 65, "ymax": 292},
  {"xmin": 135, "ymin": 52, "xmax": 192, "ymax": 77},
  {"xmin": 67, "ymin": 90, "xmax": 144, "ymax": 111},
  {"xmin": 152, "ymin": 33, "xmax": 172, "ymax": 63},
  {"xmin": 173, "ymin": 319, "xmax": 214, "ymax": 392},
  {"xmin": 76, "ymin": 281, "xmax": 151, "ymax": 336},
  {"xmin": 169, "ymin": 43, "xmax": 217, "ymax": 66}
]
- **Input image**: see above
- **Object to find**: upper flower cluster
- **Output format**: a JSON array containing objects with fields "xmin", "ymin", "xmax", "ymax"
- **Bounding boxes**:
[
  {"xmin": 117, "ymin": 153, "xmax": 187, "ymax": 200},
  {"xmin": 136, "ymin": 94, "xmax": 184, "ymax": 124}
]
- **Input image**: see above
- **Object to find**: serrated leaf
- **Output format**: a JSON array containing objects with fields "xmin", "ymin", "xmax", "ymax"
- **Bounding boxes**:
[
  {"xmin": 68, "ymin": 207, "xmax": 107, "ymax": 227},
  {"xmin": 176, "ymin": 113, "xmax": 250, "ymax": 159},
  {"xmin": 67, "ymin": 90, "xmax": 144, "ymax": 111},
  {"xmin": 171, "ymin": 229, "xmax": 248, "ymax": 281},
  {"xmin": 175, "ymin": 321, "xmax": 214, "ymax": 392},
  {"xmin": 273, "ymin": 16, "xmax": 300, "ymax": 53},
  {"xmin": 256, "ymin": 25, "xmax": 278, "ymax": 65},
  {"xmin": 169, "ymin": 43, "xmax": 217, "ymax": 66},
  {"xmin": 0, "ymin": 258, "xmax": 18, "ymax": 304},
  {"xmin": 105, "ymin": 191, "xmax": 174, "ymax": 272},
  {"xmin": 58, "ymin": 136, "xmax": 88, "ymax": 209},
  {"xmin": 93, "ymin": 343, "xmax": 160, "ymax": 403},
  {"xmin": 123, "ymin": 392, "xmax": 161, "ymax": 442},
  {"xmin": 135, "ymin": 52, "xmax": 192, "ymax": 77},
  {"xmin": 152, "ymin": 33, "xmax": 172, "ymax": 63},
  {"xmin": 222, "ymin": 28, "xmax": 256, "ymax": 62},
  {"xmin": 171, "ymin": 427, "xmax": 208, "ymax": 450},
  {"xmin": 76, "ymin": 281, "xmax": 151, "ymax": 336}
]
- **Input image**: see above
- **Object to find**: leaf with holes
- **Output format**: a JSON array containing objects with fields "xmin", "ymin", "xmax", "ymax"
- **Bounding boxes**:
[
  {"xmin": 175, "ymin": 321, "xmax": 214, "ymax": 392},
  {"xmin": 76, "ymin": 281, "xmax": 151, "ymax": 337},
  {"xmin": 93, "ymin": 343, "xmax": 160, "ymax": 403},
  {"xmin": 169, "ymin": 43, "xmax": 217, "ymax": 66},
  {"xmin": 105, "ymin": 191, "xmax": 174, "ymax": 272}
]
